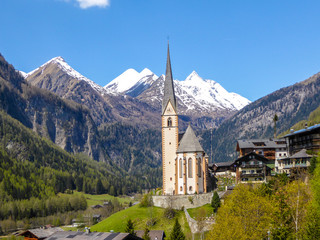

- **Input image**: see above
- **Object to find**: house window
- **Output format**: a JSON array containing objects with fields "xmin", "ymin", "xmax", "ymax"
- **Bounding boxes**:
[
  {"xmin": 167, "ymin": 117, "xmax": 172, "ymax": 127},
  {"xmin": 242, "ymin": 170, "xmax": 246, "ymax": 174},
  {"xmin": 250, "ymin": 170, "xmax": 254, "ymax": 174},
  {"xmin": 188, "ymin": 158, "xmax": 193, "ymax": 178},
  {"xmin": 250, "ymin": 161, "xmax": 254, "ymax": 165},
  {"xmin": 179, "ymin": 158, "xmax": 182, "ymax": 178}
]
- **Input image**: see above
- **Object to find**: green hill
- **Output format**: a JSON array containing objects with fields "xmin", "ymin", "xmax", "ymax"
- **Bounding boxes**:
[{"xmin": 91, "ymin": 205, "xmax": 191, "ymax": 237}]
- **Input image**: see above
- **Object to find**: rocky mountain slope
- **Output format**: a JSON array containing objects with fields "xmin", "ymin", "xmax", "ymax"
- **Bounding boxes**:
[
  {"xmin": 201, "ymin": 71, "xmax": 320, "ymax": 162},
  {"xmin": 0, "ymin": 54, "xmax": 104, "ymax": 161},
  {"xmin": 25, "ymin": 57, "xmax": 161, "ymax": 128},
  {"xmin": 26, "ymin": 57, "xmax": 250, "ymax": 129}
]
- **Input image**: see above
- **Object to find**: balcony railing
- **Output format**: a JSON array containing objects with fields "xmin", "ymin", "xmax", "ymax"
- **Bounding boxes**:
[
  {"xmin": 241, "ymin": 164, "xmax": 264, "ymax": 169},
  {"xmin": 240, "ymin": 173, "xmax": 264, "ymax": 178}
]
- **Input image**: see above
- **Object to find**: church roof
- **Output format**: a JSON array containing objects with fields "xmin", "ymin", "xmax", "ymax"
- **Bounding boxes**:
[
  {"xmin": 177, "ymin": 125, "xmax": 204, "ymax": 153},
  {"xmin": 162, "ymin": 43, "xmax": 177, "ymax": 114}
]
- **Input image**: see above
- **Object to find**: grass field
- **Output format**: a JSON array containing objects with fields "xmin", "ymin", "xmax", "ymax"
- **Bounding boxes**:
[
  {"xmin": 91, "ymin": 204, "xmax": 191, "ymax": 237},
  {"xmin": 187, "ymin": 204, "xmax": 214, "ymax": 219},
  {"xmin": 60, "ymin": 191, "xmax": 133, "ymax": 207}
]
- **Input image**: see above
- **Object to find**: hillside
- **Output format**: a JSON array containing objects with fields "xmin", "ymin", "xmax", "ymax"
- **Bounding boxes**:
[
  {"xmin": 0, "ymin": 110, "xmax": 155, "ymax": 202},
  {"xmin": 91, "ymin": 205, "xmax": 190, "ymax": 237},
  {"xmin": 0, "ymin": 54, "xmax": 104, "ymax": 161},
  {"xmin": 1, "ymin": 53, "xmax": 163, "ymax": 183},
  {"xmin": 201, "ymin": 71, "xmax": 320, "ymax": 162}
]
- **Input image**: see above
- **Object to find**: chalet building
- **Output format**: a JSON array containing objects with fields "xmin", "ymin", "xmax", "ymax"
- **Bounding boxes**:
[
  {"xmin": 284, "ymin": 123, "xmax": 320, "ymax": 155},
  {"xmin": 236, "ymin": 139, "xmax": 287, "ymax": 161},
  {"xmin": 161, "ymin": 45, "xmax": 209, "ymax": 195},
  {"xmin": 209, "ymin": 161, "xmax": 236, "ymax": 176},
  {"xmin": 234, "ymin": 152, "xmax": 272, "ymax": 184},
  {"xmin": 277, "ymin": 149, "xmax": 312, "ymax": 174}
]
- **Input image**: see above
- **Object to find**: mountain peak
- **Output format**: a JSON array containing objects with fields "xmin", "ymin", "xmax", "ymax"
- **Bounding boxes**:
[
  {"xmin": 50, "ymin": 56, "xmax": 65, "ymax": 63},
  {"xmin": 140, "ymin": 68, "xmax": 153, "ymax": 76},
  {"xmin": 185, "ymin": 71, "xmax": 202, "ymax": 82}
]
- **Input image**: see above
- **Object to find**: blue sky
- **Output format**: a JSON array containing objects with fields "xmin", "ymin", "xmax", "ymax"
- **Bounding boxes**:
[{"xmin": 1, "ymin": 0, "xmax": 320, "ymax": 101}]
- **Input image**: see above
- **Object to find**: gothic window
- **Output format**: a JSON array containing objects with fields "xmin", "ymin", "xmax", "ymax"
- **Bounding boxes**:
[
  {"xmin": 189, "ymin": 186, "xmax": 192, "ymax": 191},
  {"xmin": 167, "ymin": 117, "xmax": 172, "ymax": 127},
  {"xmin": 197, "ymin": 158, "xmax": 201, "ymax": 177},
  {"xmin": 180, "ymin": 186, "xmax": 183, "ymax": 191},
  {"xmin": 179, "ymin": 158, "xmax": 182, "ymax": 178},
  {"xmin": 188, "ymin": 158, "xmax": 193, "ymax": 178}
]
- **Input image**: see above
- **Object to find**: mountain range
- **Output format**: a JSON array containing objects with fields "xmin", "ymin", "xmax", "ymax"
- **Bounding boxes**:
[
  {"xmin": 24, "ymin": 56, "xmax": 250, "ymax": 129},
  {"xmin": 5, "ymin": 53, "xmax": 320, "ymax": 166}
]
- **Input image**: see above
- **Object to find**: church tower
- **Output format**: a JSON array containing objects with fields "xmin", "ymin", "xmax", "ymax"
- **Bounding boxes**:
[{"xmin": 162, "ymin": 44, "xmax": 179, "ymax": 195}]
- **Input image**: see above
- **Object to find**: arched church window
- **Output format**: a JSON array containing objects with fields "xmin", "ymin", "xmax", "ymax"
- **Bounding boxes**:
[
  {"xmin": 167, "ymin": 117, "xmax": 172, "ymax": 127},
  {"xmin": 188, "ymin": 158, "xmax": 193, "ymax": 178},
  {"xmin": 189, "ymin": 186, "xmax": 192, "ymax": 191},
  {"xmin": 198, "ymin": 158, "xmax": 201, "ymax": 177},
  {"xmin": 179, "ymin": 158, "xmax": 182, "ymax": 178}
]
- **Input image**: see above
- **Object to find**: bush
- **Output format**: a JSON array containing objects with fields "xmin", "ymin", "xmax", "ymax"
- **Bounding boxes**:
[
  {"xmin": 163, "ymin": 207, "xmax": 176, "ymax": 219},
  {"xmin": 140, "ymin": 194, "xmax": 153, "ymax": 208}
]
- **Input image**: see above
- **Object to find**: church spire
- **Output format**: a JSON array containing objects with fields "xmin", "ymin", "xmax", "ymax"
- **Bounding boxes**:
[{"xmin": 162, "ymin": 43, "xmax": 177, "ymax": 114}]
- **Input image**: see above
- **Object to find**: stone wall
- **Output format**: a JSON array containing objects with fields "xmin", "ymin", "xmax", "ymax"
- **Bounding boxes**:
[
  {"xmin": 184, "ymin": 208, "xmax": 215, "ymax": 233},
  {"xmin": 152, "ymin": 193, "xmax": 213, "ymax": 210}
]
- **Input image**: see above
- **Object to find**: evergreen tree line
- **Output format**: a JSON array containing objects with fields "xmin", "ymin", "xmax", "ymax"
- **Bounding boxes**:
[
  {"xmin": 0, "ymin": 111, "xmax": 160, "ymax": 204},
  {"xmin": 0, "ymin": 194, "xmax": 87, "ymax": 221}
]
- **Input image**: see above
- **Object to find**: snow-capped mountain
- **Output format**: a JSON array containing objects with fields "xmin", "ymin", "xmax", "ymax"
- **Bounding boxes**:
[
  {"xmin": 110, "ymin": 68, "xmax": 251, "ymax": 112},
  {"xmin": 24, "ymin": 56, "xmax": 251, "ymax": 129},
  {"xmin": 178, "ymin": 71, "xmax": 250, "ymax": 111},
  {"xmin": 104, "ymin": 68, "xmax": 158, "ymax": 95},
  {"xmin": 25, "ymin": 56, "xmax": 107, "ymax": 95}
]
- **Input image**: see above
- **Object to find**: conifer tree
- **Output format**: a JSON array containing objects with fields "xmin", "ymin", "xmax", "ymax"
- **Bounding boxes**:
[
  {"xmin": 169, "ymin": 218, "xmax": 185, "ymax": 240},
  {"xmin": 124, "ymin": 219, "xmax": 135, "ymax": 236},
  {"xmin": 142, "ymin": 227, "xmax": 150, "ymax": 240},
  {"xmin": 211, "ymin": 191, "xmax": 221, "ymax": 212}
]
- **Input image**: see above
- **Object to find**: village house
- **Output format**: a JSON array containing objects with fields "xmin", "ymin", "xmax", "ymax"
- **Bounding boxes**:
[
  {"xmin": 209, "ymin": 161, "xmax": 236, "ymax": 176},
  {"xmin": 234, "ymin": 152, "xmax": 272, "ymax": 184},
  {"xmin": 277, "ymin": 149, "xmax": 313, "ymax": 175},
  {"xmin": 236, "ymin": 139, "xmax": 287, "ymax": 161},
  {"xmin": 284, "ymin": 123, "xmax": 320, "ymax": 155}
]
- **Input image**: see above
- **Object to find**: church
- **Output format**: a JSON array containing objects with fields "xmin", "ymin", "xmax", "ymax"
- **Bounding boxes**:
[{"xmin": 162, "ymin": 45, "xmax": 209, "ymax": 195}]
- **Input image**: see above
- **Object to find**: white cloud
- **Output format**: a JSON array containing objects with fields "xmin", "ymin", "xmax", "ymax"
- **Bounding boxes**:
[{"xmin": 76, "ymin": 0, "xmax": 110, "ymax": 9}]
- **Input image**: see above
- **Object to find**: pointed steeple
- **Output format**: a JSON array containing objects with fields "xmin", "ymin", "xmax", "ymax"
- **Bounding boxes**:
[
  {"xmin": 162, "ymin": 43, "xmax": 177, "ymax": 114},
  {"xmin": 177, "ymin": 124, "xmax": 204, "ymax": 153}
]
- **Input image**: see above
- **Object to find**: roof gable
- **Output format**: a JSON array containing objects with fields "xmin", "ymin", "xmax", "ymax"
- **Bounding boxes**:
[
  {"xmin": 177, "ymin": 125, "xmax": 204, "ymax": 153},
  {"xmin": 235, "ymin": 152, "xmax": 270, "ymax": 164}
]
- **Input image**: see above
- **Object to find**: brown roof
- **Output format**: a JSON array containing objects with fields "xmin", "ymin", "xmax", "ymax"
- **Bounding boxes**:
[
  {"xmin": 47, "ymin": 231, "xmax": 142, "ymax": 240},
  {"xmin": 19, "ymin": 227, "xmax": 64, "ymax": 239},
  {"xmin": 135, "ymin": 230, "xmax": 165, "ymax": 240}
]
